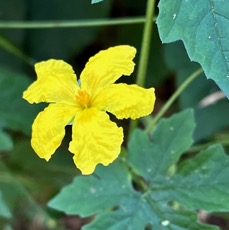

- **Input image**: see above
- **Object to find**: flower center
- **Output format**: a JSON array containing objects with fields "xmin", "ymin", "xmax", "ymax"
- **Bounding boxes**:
[{"xmin": 76, "ymin": 90, "xmax": 91, "ymax": 108}]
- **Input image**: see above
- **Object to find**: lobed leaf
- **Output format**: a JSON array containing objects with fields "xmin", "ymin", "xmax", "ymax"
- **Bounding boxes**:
[
  {"xmin": 83, "ymin": 201, "xmax": 217, "ymax": 230},
  {"xmin": 164, "ymin": 41, "xmax": 229, "ymax": 142},
  {"xmin": 157, "ymin": 0, "xmax": 229, "ymax": 98},
  {"xmin": 48, "ymin": 162, "xmax": 139, "ymax": 217},
  {"xmin": 49, "ymin": 160, "xmax": 217, "ymax": 230},
  {"xmin": 167, "ymin": 144, "xmax": 229, "ymax": 211},
  {"xmin": 127, "ymin": 109, "xmax": 195, "ymax": 180},
  {"xmin": 49, "ymin": 110, "xmax": 227, "ymax": 229}
]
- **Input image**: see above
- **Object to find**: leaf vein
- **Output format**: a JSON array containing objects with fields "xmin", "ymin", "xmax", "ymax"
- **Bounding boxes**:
[{"xmin": 209, "ymin": 0, "xmax": 229, "ymax": 72}]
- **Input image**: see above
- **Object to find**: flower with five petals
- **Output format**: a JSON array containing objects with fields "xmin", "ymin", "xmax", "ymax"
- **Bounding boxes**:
[{"xmin": 23, "ymin": 45, "xmax": 156, "ymax": 175}]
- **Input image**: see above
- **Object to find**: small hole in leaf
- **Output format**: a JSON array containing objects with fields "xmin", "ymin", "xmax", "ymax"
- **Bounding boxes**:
[
  {"xmin": 112, "ymin": 205, "xmax": 119, "ymax": 211},
  {"xmin": 131, "ymin": 176, "xmax": 148, "ymax": 192}
]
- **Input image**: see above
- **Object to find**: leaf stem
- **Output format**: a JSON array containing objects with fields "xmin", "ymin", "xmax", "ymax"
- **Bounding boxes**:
[
  {"xmin": 145, "ymin": 68, "xmax": 203, "ymax": 133},
  {"xmin": 128, "ymin": 0, "xmax": 156, "ymax": 137},
  {"xmin": 0, "ymin": 17, "xmax": 156, "ymax": 29},
  {"xmin": 189, "ymin": 139, "xmax": 229, "ymax": 153}
]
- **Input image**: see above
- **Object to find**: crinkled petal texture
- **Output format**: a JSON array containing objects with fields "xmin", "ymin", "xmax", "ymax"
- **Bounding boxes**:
[
  {"xmin": 80, "ymin": 45, "xmax": 136, "ymax": 98},
  {"xmin": 69, "ymin": 108, "xmax": 123, "ymax": 175},
  {"xmin": 23, "ymin": 59, "xmax": 79, "ymax": 104},
  {"xmin": 32, "ymin": 103, "xmax": 80, "ymax": 161},
  {"xmin": 93, "ymin": 83, "xmax": 156, "ymax": 119}
]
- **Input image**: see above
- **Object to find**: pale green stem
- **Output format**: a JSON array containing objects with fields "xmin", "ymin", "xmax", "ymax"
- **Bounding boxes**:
[
  {"xmin": 128, "ymin": 0, "xmax": 156, "ymax": 137},
  {"xmin": 0, "ymin": 36, "xmax": 35, "ymax": 65},
  {"xmin": 0, "ymin": 17, "xmax": 156, "ymax": 29},
  {"xmin": 189, "ymin": 139, "xmax": 229, "ymax": 153},
  {"xmin": 145, "ymin": 68, "xmax": 203, "ymax": 133}
]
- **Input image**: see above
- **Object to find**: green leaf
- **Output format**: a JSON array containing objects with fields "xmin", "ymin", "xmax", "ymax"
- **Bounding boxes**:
[
  {"xmin": 164, "ymin": 41, "xmax": 218, "ymax": 109},
  {"xmin": 0, "ymin": 66, "xmax": 43, "ymax": 135},
  {"xmin": 0, "ymin": 129, "xmax": 13, "ymax": 151},
  {"xmin": 0, "ymin": 191, "xmax": 11, "ymax": 218},
  {"xmin": 157, "ymin": 0, "xmax": 229, "ymax": 98},
  {"xmin": 166, "ymin": 144, "xmax": 229, "ymax": 211},
  {"xmin": 83, "ymin": 203, "xmax": 216, "ymax": 230},
  {"xmin": 49, "ymin": 110, "xmax": 226, "ymax": 229},
  {"xmin": 127, "ymin": 109, "xmax": 195, "ymax": 180},
  {"xmin": 91, "ymin": 0, "xmax": 104, "ymax": 4},
  {"xmin": 164, "ymin": 41, "xmax": 229, "ymax": 142},
  {"xmin": 49, "ymin": 161, "xmax": 216, "ymax": 230},
  {"xmin": 48, "ymin": 162, "xmax": 138, "ymax": 217}
]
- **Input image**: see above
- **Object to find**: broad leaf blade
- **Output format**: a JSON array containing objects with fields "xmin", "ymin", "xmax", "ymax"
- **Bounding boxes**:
[
  {"xmin": 149, "ymin": 144, "xmax": 229, "ymax": 212},
  {"xmin": 157, "ymin": 0, "xmax": 229, "ymax": 98},
  {"xmin": 48, "ymin": 162, "xmax": 139, "ymax": 217},
  {"xmin": 163, "ymin": 41, "xmax": 218, "ymax": 109},
  {"xmin": 127, "ymin": 109, "xmax": 195, "ymax": 180},
  {"xmin": 83, "ymin": 203, "xmax": 217, "ymax": 230},
  {"xmin": 48, "ymin": 161, "xmax": 218, "ymax": 230},
  {"xmin": 48, "ymin": 109, "xmax": 223, "ymax": 230},
  {"xmin": 168, "ymin": 144, "xmax": 229, "ymax": 211},
  {"xmin": 83, "ymin": 199, "xmax": 156, "ymax": 230},
  {"xmin": 49, "ymin": 162, "xmax": 163, "ymax": 230},
  {"xmin": 164, "ymin": 41, "xmax": 229, "ymax": 142}
]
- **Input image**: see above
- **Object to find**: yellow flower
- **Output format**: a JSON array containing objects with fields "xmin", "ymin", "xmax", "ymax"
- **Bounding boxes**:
[{"xmin": 23, "ymin": 45, "xmax": 156, "ymax": 175}]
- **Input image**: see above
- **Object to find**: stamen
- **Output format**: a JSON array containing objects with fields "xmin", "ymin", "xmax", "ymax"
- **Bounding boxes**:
[{"xmin": 76, "ymin": 90, "xmax": 91, "ymax": 108}]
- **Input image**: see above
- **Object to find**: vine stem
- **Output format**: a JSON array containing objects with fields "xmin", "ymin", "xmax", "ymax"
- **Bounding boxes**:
[
  {"xmin": 0, "ymin": 36, "xmax": 35, "ymax": 65},
  {"xmin": 189, "ymin": 139, "xmax": 229, "ymax": 153},
  {"xmin": 0, "ymin": 17, "xmax": 156, "ymax": 29},
  {"xmin": 145, "ymin": 68, "xmax": 203, "ymax": 133},
  {"xmin": 128, "ymin": 0, "xmax": 156, "ymax": 137},
  {"xmin": 136, "ymin": 0, "xmax": 156, "ymax": 86}
]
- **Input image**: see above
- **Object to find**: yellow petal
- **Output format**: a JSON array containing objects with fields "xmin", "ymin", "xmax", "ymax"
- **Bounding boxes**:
[
  {"xmin": 23, "ymin": 59, "xmax": 79, "ymax": 104},
  {"xmin": 80, "ymin": 45, "xmax": 136, "ymax": 97},
  {"xmin": 69, "ymin": 108, "xmax": 123, "ymax": 175},
  {"xmin": 93, "ymin": 83, "xmax": 156, "ymax": 119},
  {"xmin": 32, "ymin": 103, "xmax": 80, "ymax": 161}
]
